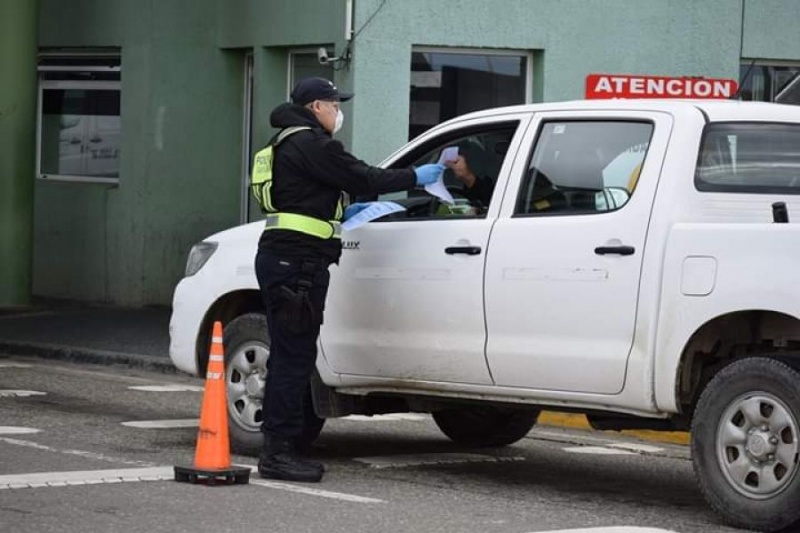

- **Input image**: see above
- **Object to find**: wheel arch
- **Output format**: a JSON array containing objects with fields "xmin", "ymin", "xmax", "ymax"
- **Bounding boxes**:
[
  {"xmin": 195, "ymin": 290, "xmax": 264, "ymax": 374},
  {"xmin": 675, "ymin": 309, "xmax": 800, "ymax": 419}
]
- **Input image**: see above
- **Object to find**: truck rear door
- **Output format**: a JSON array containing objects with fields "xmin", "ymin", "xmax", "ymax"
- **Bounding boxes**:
[{"xmin": 485, "ymin": 110, "xmax": 673, "ymax": 394}]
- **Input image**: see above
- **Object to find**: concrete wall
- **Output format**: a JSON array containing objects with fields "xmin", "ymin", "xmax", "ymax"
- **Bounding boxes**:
[
  {"xmin": 36, "ymin": 0, "xmax": 242, "ymax": 305},
  {"xmin": 743, "ymin": 0, "xmax": 800, "ymax": 59}
]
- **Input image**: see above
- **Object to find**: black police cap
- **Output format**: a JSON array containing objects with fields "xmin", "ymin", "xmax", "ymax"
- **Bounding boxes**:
[{"xmin": 290, "ymin": 77, "xmax": 354, "ymax": 106}]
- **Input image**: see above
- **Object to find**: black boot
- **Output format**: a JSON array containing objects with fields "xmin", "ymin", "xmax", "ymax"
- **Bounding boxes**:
[{"xmin": 258, "ymin": 436, "xmax": 324, "ymax": 483}]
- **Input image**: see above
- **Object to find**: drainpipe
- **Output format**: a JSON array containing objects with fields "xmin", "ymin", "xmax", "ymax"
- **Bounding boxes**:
[{"xmin": 0, "ymin": 0, "xmax": 39, "ymax": 308}]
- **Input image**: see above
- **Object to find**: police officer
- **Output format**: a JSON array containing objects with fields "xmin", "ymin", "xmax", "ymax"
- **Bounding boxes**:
[{"xmin": 255, "ymin": 77, "xmax": 443, "ymax": 482}]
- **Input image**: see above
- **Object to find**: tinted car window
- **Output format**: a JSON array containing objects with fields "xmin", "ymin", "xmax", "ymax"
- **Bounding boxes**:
[
  {"xmin": 376, "ymin": 124, "xmax": 519, "ymax": 220},
  {"xmin": 695, "ymin": 123, "xmax": 800, "ymax": 194},
  {"xmin": 516, "ymin": 121, "xmax": 653, "ymax": 215}
]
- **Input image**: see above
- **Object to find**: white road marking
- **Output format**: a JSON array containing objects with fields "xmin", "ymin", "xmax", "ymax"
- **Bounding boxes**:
[
  {"xmin": 353, "ymin": 453, "xmax": 525, "ymax": 469},
  {"xmin": 121, "ymin": 419, "xmax": 198, "ymax": 429},
  {"xmin": 0, "ymin": 467, "xmax": 174, "ymax": 490},
  {"xmin": 531, "ymin": 526, "xmax": 676, "ymax": 533},
  {"xmin": 250, "ymin": 479, "xmax": 385, "ymax": 503},
  {"xmin": 563, "ymin": 446, "xmax": 635, "ymax": 455},
  {"xmin": 609, "ymin": 443, "xmax": 664, "ymax": 454},
  {"xmin": 342, "ymin": 413, "xmax": 429, "ymax": 422},
  {"xmin": 0, "ymin": 390, "xmax": 46, "ymax": 398},
  {"xmin": 0, "ymin": 427, "xmax": 41, "ymax": 435},
  {"xmin": 0, "ymin": 363, "xmax": 33, "ymax": 369},
  {"xmin": 0, "ymin": 437, "xmax": 155, "ymax": 467},
  {"xmin": 128, "ymin": 384, "xmax": 204, "ymax": 392}
]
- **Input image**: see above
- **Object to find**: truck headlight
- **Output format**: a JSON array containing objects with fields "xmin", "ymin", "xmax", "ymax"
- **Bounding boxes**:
[{"xmin": 184, "ymin": 241, "xmax": 218, "ymax": 276}]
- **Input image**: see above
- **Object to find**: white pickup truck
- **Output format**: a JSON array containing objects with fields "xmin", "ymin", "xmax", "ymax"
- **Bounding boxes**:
[{"xmin": 170, "ymin": 99, "xmax": 800, "ymax": 532}]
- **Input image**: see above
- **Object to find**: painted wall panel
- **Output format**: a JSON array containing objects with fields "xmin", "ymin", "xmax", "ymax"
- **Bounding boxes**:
[
  {"xmin": 742, "ymin": 0, "xmax": 800, "ymax": 60},
  {"xmin": 36, "ymin": 0, "xmax": 241, "ymax": 305}
]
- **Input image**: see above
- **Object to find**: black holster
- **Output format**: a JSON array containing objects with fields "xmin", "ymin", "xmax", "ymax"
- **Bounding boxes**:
[{"xmin": 277, "ymin": 260, "xmax": 322, "ymax": 334}]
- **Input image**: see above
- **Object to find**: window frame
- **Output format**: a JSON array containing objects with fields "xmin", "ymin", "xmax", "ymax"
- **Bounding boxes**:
[
  {"xmin": 513, "ymin": 118, "xmax": 655, "ymax": 218},
  {"xmin": 36, "ymin": 57, "xmax": 122, "ymax": 184},
  {"xmin": 739, "ymin": 60, "xmax": 800, "ymax": 104},
  {"xmin": 286, "ymin": 47, "xmax": 334, "ymax": 97},
  {"xmin": 371, "ymin": 120, "xmax": 523, "ymax": 222},
  {"xmin": 409, "ymin": 46, "xmax": 533, "ymax": 139}
]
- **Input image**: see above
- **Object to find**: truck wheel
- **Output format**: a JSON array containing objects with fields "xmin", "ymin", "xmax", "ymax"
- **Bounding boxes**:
[
  {"xmin": 433, "ymin": 406, "xmax": 539, "ymax": 447},
  {"xmin": 691, "ymin": 357, "xmax": 800, "ymax": 532},
  {"xmin": 222, "ymin": 313, "xmax": 325, "ymax": 455}
]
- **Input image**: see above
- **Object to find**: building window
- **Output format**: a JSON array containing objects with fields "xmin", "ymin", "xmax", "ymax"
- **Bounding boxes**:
[
  {"xmin": 739, "ymin": 62, "xmax": 800, "ymax": 105},
  {"xmin": 288, "ymin": 49, "xmax": 334, "ymax": 94},
  {"xmin": 37, "ymin": 54, "xmax": 121, "ymax": 183},
  {"xmin": 410, "ymin": 48, "xmax": 530, "ymax": 140}
]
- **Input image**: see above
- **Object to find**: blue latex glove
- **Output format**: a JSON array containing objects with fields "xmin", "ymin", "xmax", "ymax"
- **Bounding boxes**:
[
  {"xmin": 344, "ymin": 202, "xmax": 371, "ymax": 221},
  {"xmin": 414, "ymin": 163, "xmax": 445, "ymax": 186}
]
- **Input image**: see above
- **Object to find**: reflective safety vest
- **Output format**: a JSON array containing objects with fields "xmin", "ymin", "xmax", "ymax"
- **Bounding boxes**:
[{"xmin": 251, "ymin": 126, "xmax": 343, "ymax": 240}]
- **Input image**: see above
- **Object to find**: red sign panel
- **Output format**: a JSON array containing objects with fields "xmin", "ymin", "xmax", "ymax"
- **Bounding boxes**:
[{"xmin": 585, "ymin": 74, "xmax": 738, "ymax": 100}]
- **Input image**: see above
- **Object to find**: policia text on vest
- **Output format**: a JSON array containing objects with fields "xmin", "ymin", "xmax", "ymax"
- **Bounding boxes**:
[{"xmin": 251, "ymin": 126, "xmax": 343, "ymax": 240}]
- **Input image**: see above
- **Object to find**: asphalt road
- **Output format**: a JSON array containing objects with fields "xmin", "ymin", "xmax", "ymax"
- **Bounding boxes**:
[{"xmin": 0, "ymin": 355, "xmax": 745, "ymax": 533}]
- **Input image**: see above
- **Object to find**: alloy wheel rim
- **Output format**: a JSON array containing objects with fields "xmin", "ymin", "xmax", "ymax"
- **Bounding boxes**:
[
  {"xmin": 226, "ymin": 341, "xmax": 269, "ymax": 431},
  {"xmin": 716, "ymin": 391, "xmax": 799, "ymax": 499}
]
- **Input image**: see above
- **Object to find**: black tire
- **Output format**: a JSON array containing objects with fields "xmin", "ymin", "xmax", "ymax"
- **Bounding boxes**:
[
  {"xmin": 691, "ymin": 357, "xmax": 800, "ymax": 532},
  {"xmin": 432, "ymin": 406, "xmax": 539, "ymax": 447},
  {"xmin": 222, "ymin": 313, "xmax": 325, "ymax": 455}
]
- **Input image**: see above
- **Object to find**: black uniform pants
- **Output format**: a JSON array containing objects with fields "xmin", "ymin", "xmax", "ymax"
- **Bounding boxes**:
[{"xmin": 255, "ymin": 248, "xmax": 330, "ymax": 443}]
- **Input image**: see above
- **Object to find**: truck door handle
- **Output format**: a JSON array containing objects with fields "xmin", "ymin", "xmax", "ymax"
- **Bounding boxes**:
[
  {"xmin": 445, "ymin": 246, "xmax": 482, "ymax": 255},
  {"xmin": 594, "ymin": 245, "xmax": 635, "ymax": 256}
]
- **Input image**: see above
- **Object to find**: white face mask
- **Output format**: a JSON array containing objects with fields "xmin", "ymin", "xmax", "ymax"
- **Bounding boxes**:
[{"xmin": 333, "ymin": 109, "xmax": 344, "ymax": 134}]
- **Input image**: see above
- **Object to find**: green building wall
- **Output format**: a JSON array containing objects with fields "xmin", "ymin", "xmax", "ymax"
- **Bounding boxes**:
[
  {"xmin": 32, "ymin": 0, "xmax": 799, "ymax": 306},
  {"xmin": 36, "ymin": 0, "xmax": 243, "ymax": 305}
]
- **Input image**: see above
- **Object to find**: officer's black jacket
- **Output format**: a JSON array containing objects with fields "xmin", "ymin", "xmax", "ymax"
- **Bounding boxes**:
[{"xmin": 260, "ymin": 103, "xmax": 416, "ymax": 262}]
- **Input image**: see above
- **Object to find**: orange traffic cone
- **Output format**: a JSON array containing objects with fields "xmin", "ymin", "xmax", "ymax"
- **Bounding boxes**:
[{"xmin": 174, "ymin": 321, "xmax": 250, "ymax": 485}]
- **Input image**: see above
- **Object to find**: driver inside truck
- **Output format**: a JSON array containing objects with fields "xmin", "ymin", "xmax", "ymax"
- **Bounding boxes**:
[{"xmin": 444, "ymin": 140, "xmax": 495, "ymax": 213}]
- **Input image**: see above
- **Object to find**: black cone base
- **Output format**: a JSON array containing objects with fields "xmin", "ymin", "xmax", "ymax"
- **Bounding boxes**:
[{"xmin": 174, "ymin": 465, "xmax": 251, "ymax": 485}]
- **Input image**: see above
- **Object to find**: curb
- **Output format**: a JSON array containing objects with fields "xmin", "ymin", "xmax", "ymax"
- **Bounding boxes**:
[
  {"xmin": 0, "ymin": 341, "xmax": 177, "ymax": 374},
  {"xmin": 537, "ymin": 411, "xmax": 690, "ymax": 446}
]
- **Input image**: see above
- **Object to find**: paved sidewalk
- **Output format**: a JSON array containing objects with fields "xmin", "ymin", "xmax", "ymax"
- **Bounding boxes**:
[
  {"xmin": 0, "ymin": 298, "xmax": 689, "ymax": 445},
  {"xmin": 0, "ymin": 298, "xmax": 174, "ymax": 372}
]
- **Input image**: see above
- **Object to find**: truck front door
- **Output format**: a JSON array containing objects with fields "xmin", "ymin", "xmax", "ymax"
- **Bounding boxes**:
[{"xmin": 321, "ymin": 115, "xmax": 530, "ymax": 384}]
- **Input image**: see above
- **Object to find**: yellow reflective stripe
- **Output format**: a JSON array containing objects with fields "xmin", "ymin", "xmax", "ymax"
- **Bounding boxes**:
[
  {"xmin": 265, "ymin": 213, "xmax": 342, "ymax": 240},
  {"xmin": 263, "ymin": 181, "xmax": 275, "ymax": 212},
  {"xmin": 334, "ymin": 199, "xmax": 343, "ymax": 221}
]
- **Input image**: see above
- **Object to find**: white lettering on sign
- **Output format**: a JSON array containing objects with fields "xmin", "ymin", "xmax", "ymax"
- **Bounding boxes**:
[{"xmin": 587, "ymin": 74, "xmax": 738, "ymax": 99}]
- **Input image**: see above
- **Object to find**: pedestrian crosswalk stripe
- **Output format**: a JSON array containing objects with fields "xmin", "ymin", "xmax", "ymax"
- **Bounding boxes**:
[
  {"xmin": 0, "ymin": 390, "xmax": 46, "ymax": 398},
  {"xmin": 0, "ymin": 467, "xmax": 174, "ymax": 490},
  {"xmin": 342, "ymin": 413, "xmax": 428, "ymax": 422},
  {"xmin": 0, "ymin": 363, "xmax": 32, "ymax": 369},
  {"xmin": 251, "ymin": 479, "xmax": 386, "ymax": 503},
  {"xmin": 608, "ymin": 443, "xmax": 664, "ymax": 454},
  {"xmin": 532, "ymin": 526, "xmax": 676, "ymax": 533},
  {"xmin": 121, "ymin": 419, "xmax": 198, "ymax": 429},
  {"xmin": 354, "ymin": 453, "xmax": 525, "ymax": 469},
  {"xmin": 0, "ymin": 427, "xmax": 41, "ymax": 435},
  {"xmin": 563, "ymin": 446, "xmax": 636, "ymax": 455},
  {"xmin": 128, "ymin": 384, "xmax": 204, "ymax": 392}
]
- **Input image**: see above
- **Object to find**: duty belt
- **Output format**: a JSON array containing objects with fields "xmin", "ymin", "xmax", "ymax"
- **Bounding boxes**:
[{"xmin": 264, "ymin": 213, "xmax": 342, "ymax": 240}]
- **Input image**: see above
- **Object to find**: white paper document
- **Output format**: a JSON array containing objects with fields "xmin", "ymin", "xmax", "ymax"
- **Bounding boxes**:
[
  {"xmin": 423, "ymin": 146, "xmax": 459, "ymax": 205},
  {"xmin": 341, "ymin": 201, "xmax": 406, "ymax": 231},
  {"xmin": 438, "ymin": 146, "xmax": 459, "ymax": 164}
]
